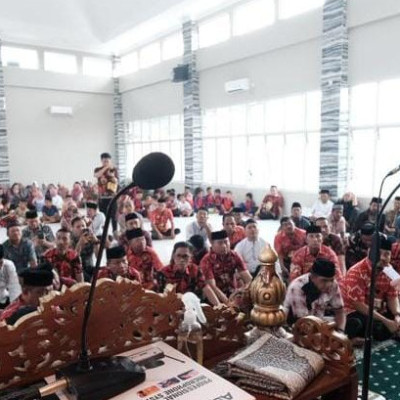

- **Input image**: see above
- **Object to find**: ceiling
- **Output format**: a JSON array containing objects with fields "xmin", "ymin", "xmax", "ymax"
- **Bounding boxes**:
[{"xmin": 0, "ymin": 0, "xmax": 242, "ymax": 55}]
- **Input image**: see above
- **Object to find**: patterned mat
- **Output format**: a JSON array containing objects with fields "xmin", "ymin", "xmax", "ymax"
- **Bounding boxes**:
[{"xmin": 356, "ymin": 340, "xmax": 400, "ymax": 400}]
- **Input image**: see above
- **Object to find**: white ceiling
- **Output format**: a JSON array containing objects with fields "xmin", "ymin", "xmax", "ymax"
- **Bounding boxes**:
[{"xmin": 0, "ymin": 0, "xmax": 242, "ymax": 55}]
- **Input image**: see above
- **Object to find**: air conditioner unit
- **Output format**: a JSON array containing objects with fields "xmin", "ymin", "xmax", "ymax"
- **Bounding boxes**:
[
  {"xmin": 49, "ymin": 106, "xmax": 73, "ymax": 116},
  {"xmin": 224, "ymin": 78, "xmax": 250, "ymax": 94}
]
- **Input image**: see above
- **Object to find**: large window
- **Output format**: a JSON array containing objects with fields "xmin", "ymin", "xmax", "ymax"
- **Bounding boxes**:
[
  {"xmin": 1, "ymin": 46, "xmax": 39, "ymax": 69},
  {"xmin": 82, "ymin": 57, "xmax": 112, "ymax": 77},
  {"xmin": 127, "ymin": 115, "xmax": 184, "ymax": 181},
  {"xmin": 279, "ymin": 0, "xmax": 324, "ymax": 19},
  {"xmin": 119, "ymin": 52, "xmax": 139, "ymax": 76},
  {"xmin": 202, "ymin": 91, "xmax": 321, "ymax": 192},
  {"xmin": 233, "ymin": 0, "xmax": 275, "ymax": 36},
  {"xmin": 198, "ymin": 13, "xmax": 231, "ymax": 48},
  {"xmin": 162, "ymin": 33, "xmax": 184, "ymax": 61},
  {"xmin": 139, "ymin": 42, "xmax": 161, "ymax": 69},
  {"xmin": 44, "ymin": 52, "xmax": 77, "ymax": 74},
  {"xmin": 348, "ymin": 78, "xmax": 400, "ymax": 197}
]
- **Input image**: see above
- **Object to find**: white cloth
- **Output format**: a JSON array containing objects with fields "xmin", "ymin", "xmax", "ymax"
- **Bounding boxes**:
[
  {"xmin": 0, "ymin": 259, "xmax": 22, "ymax": 304},
  {"xmin": 92, "ymin": 212, "xmax": 106, "ymax": 236},
  {"xmin": 178, "ymin": 200, "xmax": 192, "ymax": 213},
  {"xmin": 234, "ymin": 237, "xmax": 267, "ymax": 274},
  {"xmin": 51, "ymin": 195, "xmax": 64, "ymax": 210},
  {"xmin": 311, "ymin": 200, "xmax": 334, "ymax": 218}
]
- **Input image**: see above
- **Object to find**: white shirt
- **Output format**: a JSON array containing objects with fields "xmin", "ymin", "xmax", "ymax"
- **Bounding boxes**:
[
  {"xmin": 178, "ymin": 200, "xmax": 192, "ymax": 213},
  {"xmin": 311, "ymin": 200, "xmax": 334, "ymax": 218},
  {"xmin": 0, "ymin": 259, "xmax": 22, "ymax": 304},
  {"xmin": 234, "ymin": 237, "xmax": 267, "ymax": 274},
  {"xmin": 92, "ymin": 212, "xmax": 106, "ymax": 236},
  {"xmin": 186, "ymin": 221, "xmax": 210, "ymax": 244},
  {"xmin": 52, "ymin": 195, "xmax": 64, "ymax": 210}
]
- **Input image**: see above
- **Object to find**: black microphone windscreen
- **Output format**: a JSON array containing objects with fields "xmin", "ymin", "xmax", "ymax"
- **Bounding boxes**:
[{"xmin": 132, "ymin": 152, "xmax": 175, "ymax": 190}]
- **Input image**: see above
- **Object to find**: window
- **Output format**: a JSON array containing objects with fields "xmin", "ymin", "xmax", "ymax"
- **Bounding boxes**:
[
  {"xmin": 265, "ymin": 98, "xmax": 285, "ymax": 133},
  {"xmin": 198, "ymin": 14, "xmax": 231, "ymax": 48},
  {"xmin": 378, "ymin": 79, "xmax": 400, "ymax": 125},
  {"xmin": 119, "ymin": 52, "xmax": 139, "ymax": 76},
  {"xmin": 350, "ymin": 83, "xmax": 377, "ymax": 127},
  {"xmin": 127, "ymin": 115, "xmax": 184, "ymax": 182},
  {"xmin": 139, "ymin": 42, "xmax": 161, "ymax": 69},
  {"xmin": 82, "ymin": 57, "xmax": 112, "ymax": 77},
  {"xmin": 1, "ymin": 46, "xmax": 38, "ymax": 69},
  {"xmin": 285, "ymin": 95, "xmax": 305, "ymax": 132},
  {"xmin": 233, "ymin": 0, "xmax": 275, "ymax": 36},
  {"xmin": 203, "ymin": 138, "xmax": 217, "ymax": 183},
  {"xmin": 44, "ymin": 52, "xmax": 77, "ymax": 74},
  {"xmin": 279, "ymin": 0, "xmax": 324, "ymax": 20},
  {"xmin": 162, "ymin": 33, "xmax": 184, "ymax": 60}
]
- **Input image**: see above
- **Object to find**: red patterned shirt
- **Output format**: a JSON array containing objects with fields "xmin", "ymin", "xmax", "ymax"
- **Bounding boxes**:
[
  {"xmin": 0, "ymin": 296, "xmax": 27, "ymax": 322},
  {"xmin": 205, "ymin": 194, "xmax": 215, "ymax": 208},
  {"xmin": 200, "ymin": 250, "xmax": 246, "ymax": 296},
  {"xmin": 97, "ymin": 266, "xmax": 141, "ymax": 282},
  {"xmin": 228, "ymin": 226, "xmax": 246, "ymax": 249},
  {"xmin": 391, "ymin": 242, "xmax": 400, "ymax": 273},
  {"xmin": 274, "ymin": 228, "xmax": 306, "ymax": 260},
  {"xmin": 214, "ymin": 195, "xmax": 222, "ymax": 207},
  {"xmin": 221, "ymin": 197, "xmax": 234, "ymax": 212},
  {"xmin": 43, "ymin": 248, "xmax": 82, "ymax": 287},
  {"xmin": 150, "ymin": 208, "xmax": 174, "ymax": 234},
  {"xmin": 283, "ymin": 274, "xmax": 344, "ymax": 320},
  {"xmin": 290, "ymin": 245, "xmax": 341, "ymax": 282},
  {"xmin": 160, "ymin": 263, "xmax": 205, "ymax": 295},
  {"xmin": 340, "ymin": 257, "xmax": 398, "ymax": 314},
  {"xmin": 263, "ymin": 194, "xmax": 284, "ymax": 216},
  {"xmin": 127, "ymin": 247, "xmax": 163, "ymax": 290}
]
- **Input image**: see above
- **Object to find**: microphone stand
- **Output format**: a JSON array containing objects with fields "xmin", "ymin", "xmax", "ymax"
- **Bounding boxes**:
[
  {"xmin": 361, "ymin": 176, "xmax": 400, "ymax": 400},
  {"xmin": 79, "ymin": 182, "xmax": 135, "ymax": 370}
]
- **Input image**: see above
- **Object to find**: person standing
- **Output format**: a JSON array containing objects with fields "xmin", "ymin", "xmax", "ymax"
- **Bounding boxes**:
[{"xmin": 94, "ymin": 152, "xmax": 119, "ymax": 232}]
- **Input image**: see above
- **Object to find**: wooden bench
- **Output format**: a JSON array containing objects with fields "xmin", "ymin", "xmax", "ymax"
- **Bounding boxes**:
[{"xmin": 0, "ymin": 278, "xmax": 357, "ymax": 399}]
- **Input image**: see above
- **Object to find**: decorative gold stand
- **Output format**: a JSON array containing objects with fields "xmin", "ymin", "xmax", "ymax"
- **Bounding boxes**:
[{"xmin": 247, "ymin": 245, "xmax": 290, "ymax": 342}]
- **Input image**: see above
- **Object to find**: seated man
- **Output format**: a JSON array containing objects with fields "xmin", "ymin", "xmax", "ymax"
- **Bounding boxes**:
[
  {"xmin": 342, "ymin": 237, "xmax": 400, "ymax": 342},
  {"xmin": 0, "ymin": 268, "xmax": 53, "ymax": 324},
  {"xmin": 188, "ymin": 235, "xmax": 208, "ymax": 265},
  {"xmin": 311, "ymin": 189, "xmax": 333, "ymax": 220},
  {"xmin": 71, "ymin": 216, "xmax": 99, "ymax": 282},
  {"xmin": 232, "ymin": 207, "xmax": 246, "ymax": 228},
  {"xmin": 22, "ymin": 210, "xmax": 55, "ymax": 258},
  {"xmin": 98, "ymin": 245, "xmax": 141, "ymax": 282},
  {"xmin": 223, "ymin": 213, "xmax": 246, "ymax": 249},
  {"xmin": 159, "ymin": 242, "xmax": 215, "ymax": 303},
  {"xmin": 119, "ymin": 212, "xmax": 152, "ymax": 248},
  {"xmin": 3, "ymin": 221, "xmax": 37, "ymax": 272},
  {"xmin": 242, "ymin": 192, "xmax": 257, "ymax": 217},
  {"xmin": 274, "ymin": 217, "xmax": 306, "ymax": 279},
  {"xmin": 345, "ymin": 223, "xmax": 374, "ymax": 269},
  {"xmin": 354, "ymin": 197, "xmax": 385, "ymax": 233},
  {"xmin": 0, "ymin": 244, "xmax": 21, "ymax": 309},
  {"xmin": 41, "ymin": 195, "xmax": 61, "ymax": 223},
  {"xmin": 315, "ymin": 217, "xmax": 346, "ymax": 276},
  {"xmin": 43, "ymin": 228, "xmax": 83, "ymax": 288},
  {"xmin": 262, "ymin": 185, "xmax": 284, "ymax": 220},
  {"xmin": 221, "ymin": 191, "xmax": 234, "ymax": 214},
  {"xmin": 290, "ymin": 202, "xmax": 311, "ymax": 230},
  {"xmin": 284, "ymin": 259, "xmax": 345, "ymax": 332},
  {"xmin": 290, "ymin": 225, "xmax": 341, "ymax": 282},
  {"xmin": 86, "ymin": 201, "xmax": 106, "ymax": 237},
  {"xmin": 200, "ymin": 230, "xmax": 252, "ymax": 305},
  {"xmin": 328, "ymin": 204, "xmax": 346, "ymax": 238},
  {"xmin": 385, "ymin": 196, "xmax": 400, "ymax": 237},
  {"xmin": 150, "ymin": 198, "xmax": 180, "ymax": 240},
  {"xmin": 204, "ymin": 186, "xmax": 215, "ymax": 209},
  {"xmin": 126, "ymin": 228, "xmax": 163, "ymax": 290},
  {"xmin": 177, "ymin": 194, "xmax": 193, "ymax": 217},
  {"xmin": 185, "ymin": 207, "xmax": 212, "ymax": 245},
  {"xmin": 235, "ymin": 219, "xmax": 267, "ymax": 277}
]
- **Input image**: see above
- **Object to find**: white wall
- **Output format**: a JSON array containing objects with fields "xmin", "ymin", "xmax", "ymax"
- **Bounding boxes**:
[{"xmin": 4, "ymin": 68, "xmax": 114, "ymax": 186}]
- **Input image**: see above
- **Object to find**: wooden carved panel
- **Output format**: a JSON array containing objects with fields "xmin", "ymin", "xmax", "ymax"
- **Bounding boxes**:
[{"xmin": 293, "ymin": 316, "xmax": 355, "ymax": 375}]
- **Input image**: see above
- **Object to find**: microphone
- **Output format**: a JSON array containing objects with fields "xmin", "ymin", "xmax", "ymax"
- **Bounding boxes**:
[
  {"xmin": 386, "ymin": 164, "xmax": 400, "ymax": 177},
  {"xmin": 16, "ymin": 153, "xmax": 175, "ymax": 400}
]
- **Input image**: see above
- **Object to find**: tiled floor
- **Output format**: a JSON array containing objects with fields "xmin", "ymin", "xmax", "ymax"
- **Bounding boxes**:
[{"xmin": 0, "ymin": 214, "xmax": 280, "ymax": 266}]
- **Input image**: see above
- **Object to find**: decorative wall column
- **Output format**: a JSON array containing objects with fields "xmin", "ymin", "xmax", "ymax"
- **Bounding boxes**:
[
  {"xmin": 319, "ymin": 0, "xmax": 349, "ymax": 197},
  {"xmin": 182, "ymin": 21, "xmax": 203, "ymax": 188},
  {"xmin": 0, "ymin": 39, "xmax": 11, "ymax": 185},
  {"xmin": 112, "ymin": 56, "xmax": 127, "ymax": 183}
]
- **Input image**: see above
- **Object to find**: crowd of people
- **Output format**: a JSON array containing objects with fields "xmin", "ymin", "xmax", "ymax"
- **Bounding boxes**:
[{"xmin": 0, "ymin": 152, "xmax": 399, "ymax": 346}]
